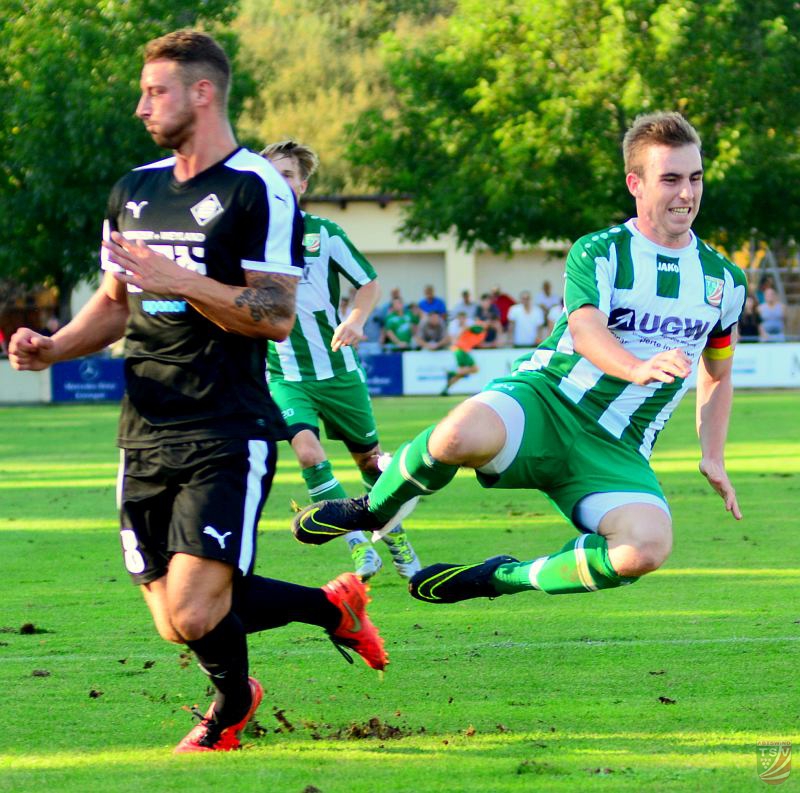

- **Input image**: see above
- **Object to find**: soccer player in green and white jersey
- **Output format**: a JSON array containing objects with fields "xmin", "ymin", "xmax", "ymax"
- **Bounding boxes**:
[
  {"xmin": 260, "ymin": 140, "xmax": 420, "ymax": 581},
  {"xmin": 291, "ymin": 112, "xmax": 747, "ymax": 606}
]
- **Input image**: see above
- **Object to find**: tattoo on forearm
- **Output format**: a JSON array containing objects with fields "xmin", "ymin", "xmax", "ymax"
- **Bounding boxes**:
[{"xmin": 235, "ymin": 274, "xmax": 297, "ymax": 324}]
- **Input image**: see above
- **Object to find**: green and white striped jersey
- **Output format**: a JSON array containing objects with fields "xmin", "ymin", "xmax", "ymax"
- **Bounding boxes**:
[
  {"xmin": 267, "ymin": 213, "xmax": 377, "ymax": 382},
  {"xmin": 515, "ymin": 219, "xmax": 747, "ymax": 459}
]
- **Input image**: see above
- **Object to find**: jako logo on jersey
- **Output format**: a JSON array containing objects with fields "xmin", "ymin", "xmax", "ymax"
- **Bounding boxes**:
[
  {"xmin": 608, "ymin": 307, "xmax": 711, "ymax": 339},
  {"xmin": 190, "ymin": 194, "xmax": 224, "ymax": 226},
  {"xmin": 704, "ymin": 275, "xmax": 724, "ymax": 307},
  {"xmin": 303, "ymin": 233, "xmax": 321, "ymax": 253},
  {"xmin": 125, "ymin": 200, "xmax": 149, "ymax": 219},
  {"xmin": 142, "ymin": 299, "xmax": 187, "ymax": 315},
  {"xmin": 657, "ymin": 260, "xmax": 680, "ymax": 273}
]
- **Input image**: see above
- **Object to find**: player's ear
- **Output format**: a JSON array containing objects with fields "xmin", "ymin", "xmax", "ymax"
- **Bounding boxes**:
[
  {"xmin": 625, "ymin": 171, "xmax": 642, "ymax": 198},
  {"xmin": 191, "ymin": 78, "xmax": 214, "ymax": 108}
]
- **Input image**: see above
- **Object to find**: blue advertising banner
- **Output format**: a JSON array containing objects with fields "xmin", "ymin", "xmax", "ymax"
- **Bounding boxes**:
[
  {"xmin": 51, "ymin": 357, "xmax": 125, "ymax": 402},
  {"xmin": 360, "ymin": 352, "xmax": 403, "ymax": 396}
]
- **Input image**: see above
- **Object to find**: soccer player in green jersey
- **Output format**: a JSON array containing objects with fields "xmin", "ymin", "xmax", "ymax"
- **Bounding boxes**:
[
  {"xmin": 260, "ymin": 140, "xmax": 421, "ymax": 581},
  {"xmin": 291, "ymin": 111, "xmax": 747, "ymax": 605}
]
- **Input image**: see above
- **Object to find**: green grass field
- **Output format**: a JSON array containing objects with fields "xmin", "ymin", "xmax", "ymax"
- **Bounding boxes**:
[{"xmin": 0, "ymin": 392, "xmax": 798, "ymax": 792}]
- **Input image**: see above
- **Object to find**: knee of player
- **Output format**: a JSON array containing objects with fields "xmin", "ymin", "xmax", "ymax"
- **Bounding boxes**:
[
  {"xmin": 169, "ymin": 608, "xmax": 215, "ymax": 643},
  {"xmin": 153, "ymin": 621, "xmax": 184, "ymax": 644},
  {"xmin": 629, "ymin": 526, "xmax": 673, "ymax": 574},
  {"xmin": 428, "ymin": 420, "xmax": 473, "ymax": 464},
  {"xmin": 429, "ymin": 415, "xmax": 502, "ymax": 467},
  {"xmin": 291, "ymin": 431, "xmax": 326, "ymax": 468}
]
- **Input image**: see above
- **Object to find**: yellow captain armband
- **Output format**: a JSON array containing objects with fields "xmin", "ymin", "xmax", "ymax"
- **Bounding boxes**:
[{"xmin": 703, "ymin": 333, "xmax": 733, "ymax": 360}]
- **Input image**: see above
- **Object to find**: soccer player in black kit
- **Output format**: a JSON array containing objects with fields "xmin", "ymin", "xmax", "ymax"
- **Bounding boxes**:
[{"xmin": 8, "ymin": 30, "xmax": 387, "ymax": 753}]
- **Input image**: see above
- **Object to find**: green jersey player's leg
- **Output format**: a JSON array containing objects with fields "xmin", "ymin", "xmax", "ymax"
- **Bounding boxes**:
[
  {"xmin": 293, "ymin": 369, "xmax": 672, "ymax": 602},
  {"xmin": 274, "ymin": 372, "xmax": 420, "ymax": 580},
  {"xmin": 315, "ymin": 371, "xmax": 421, "ymax": 580}
]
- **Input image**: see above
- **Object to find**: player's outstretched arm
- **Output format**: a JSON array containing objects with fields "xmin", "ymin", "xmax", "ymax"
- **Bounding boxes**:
[
  {"xmin": 332, "ymin": 279, "xmax": 380, "ymax": 351},
  {"xmin": 103, "ymin": 233, "xmax": 298, "ymax": 340},
  {"xmin": 696, "ymin": 351, "xmax": 742, "ymax": 520},
  {"xmin": 8, "ymin": 272, "xmax": 128, "ymax": 371},
  {"xmin": 569, "ymin": 305, "xmax": 692, "ymax": 385}
]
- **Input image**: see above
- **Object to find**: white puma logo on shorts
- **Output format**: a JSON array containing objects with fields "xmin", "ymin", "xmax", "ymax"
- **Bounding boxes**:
[{"xmin": 203, "ymin": 525, "xmax": 232, "ymax": 549}]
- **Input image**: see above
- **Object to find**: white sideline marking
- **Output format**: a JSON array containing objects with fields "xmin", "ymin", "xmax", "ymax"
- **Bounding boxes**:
[{"xmin": 3, "ymin": 635, "xmax": 799, "ymax": 664}]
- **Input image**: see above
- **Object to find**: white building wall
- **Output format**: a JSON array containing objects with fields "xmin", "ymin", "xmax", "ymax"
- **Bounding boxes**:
[
  {"xmin": 304, "ymin": 197, "xmax": 568, "ymax": 311},
  {"xmin": 475, "ymin": 250, "xmax": 568, "ymax": 302}
]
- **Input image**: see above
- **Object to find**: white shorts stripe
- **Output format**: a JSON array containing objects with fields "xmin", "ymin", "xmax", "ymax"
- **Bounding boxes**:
[
  {"xmin": 472, "ymin": 390, "xmax": 525, "ymax": 476},
  {"xmin": 116, "ymin": 449, "xmax": 125, "ymax": 512},
  {"xmin": 239, "ymin": 440, "xmax": 269, "ymax": 574},
  {"xmin": 575, "ymin": 491, "xmax": 671, "ymax": 533}
]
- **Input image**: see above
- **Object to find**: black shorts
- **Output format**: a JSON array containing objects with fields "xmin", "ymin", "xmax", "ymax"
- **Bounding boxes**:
[{"xmin": 118, "ymin": 438, "xmax": 277, "ymax": 585}]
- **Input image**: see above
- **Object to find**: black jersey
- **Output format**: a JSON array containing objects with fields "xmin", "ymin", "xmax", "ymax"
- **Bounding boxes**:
[{"xmin": 101, "ymin": 147, "xmax": 303, "ymax": 448}]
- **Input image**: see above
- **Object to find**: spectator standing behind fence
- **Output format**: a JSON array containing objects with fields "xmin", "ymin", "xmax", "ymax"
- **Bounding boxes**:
[
  {"xmin": 450, "ymin": 289, "xmax": 478, "ymax": 321},
  {"xmin": 374, "ymin": 287, "xmax": 403, "ymax": 327},
  {"xmin": 737, "ymin": 294, "xmax": 761, "ymax": 342},
  {"xmin": 415, "ymin": 311, "xmax": 450, "ymax": 351},
  {"xmin": 475, "ymin": 293, "xmax": 503, "ymax": 348},
  {"xmin": 757, "ymin": 287, "xmax": 785, "ymax": 341},
  {"xmin": 489, "ymin": 285, "xmax": 515, "ymax": 330},
  {"xmin": 534, "ymin": 280, "xmax": 562, "ymax": 314},
  {"xmin": 418, "ymin": 285, "xmax": 447, "ymax": 315},
  {"xmin": 506, "ymin": 291, "xmax": 546, "ymax": 348},
  {"xmin": 755, "ymin": 273, "xmax": 776, "ymax": 304},
  {"xmin": 381, "ymin": 297, "xmax": 416, "ymax": 350}
]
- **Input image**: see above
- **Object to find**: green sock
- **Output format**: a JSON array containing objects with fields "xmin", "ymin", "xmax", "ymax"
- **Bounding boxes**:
[
  {"xmin": 368, "ymin": 426, "xmax": 459, "ymax": 520},
  {"xmin": 301, "ymin": 461, "xmax": 348, "ymax": 502},
  {"xmin": 303, "ymin": 461, "xmax": 368, "ymax": 545},
  {"xmin": 491, "ymin": 534, "xmax": 638, "ymax": 595}
]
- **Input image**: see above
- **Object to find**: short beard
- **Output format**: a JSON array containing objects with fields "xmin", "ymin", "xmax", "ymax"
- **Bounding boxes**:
[{"xmin": 148, "ymin": 106, "xmax": 196, "ymax": 151}]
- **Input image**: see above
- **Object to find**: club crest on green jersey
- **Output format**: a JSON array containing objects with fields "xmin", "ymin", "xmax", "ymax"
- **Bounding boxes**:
[
  {"xmin": 704, "ymin": 275, "xmax": 724, "ymax": 307},
  {"xmin": 303, "ymin": 233, "xmax": 321, "ymax": 254}
]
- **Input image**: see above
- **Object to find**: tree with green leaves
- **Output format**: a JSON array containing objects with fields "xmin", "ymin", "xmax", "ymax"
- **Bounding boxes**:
[
  {"xmin": 348, "ymin": 0, "xmax": 800, "ymax": 253},
  {"xmin": 234, "ymin": 0, "xmax": 454, "ymax": 195},
  {"xmin": 0, "ymin": 0, "xmax": 247, "ymax": 319}
]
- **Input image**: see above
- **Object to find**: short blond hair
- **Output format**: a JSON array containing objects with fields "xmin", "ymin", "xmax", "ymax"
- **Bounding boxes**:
[
  {"xmin": 623, "ymin": 112, "xmax": 701, "ymax": 176},
  {"xmin": 259, "ymin": 140, "xmax": 319, "ymax": 181}
]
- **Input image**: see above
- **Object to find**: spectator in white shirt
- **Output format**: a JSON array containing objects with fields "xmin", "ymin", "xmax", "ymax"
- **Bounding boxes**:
[
  {"xmin": 534, "ymin": 280, "xmax": 562, "ymax": 314},
  {"xmin": 506, "ymin": 291, "xmax": 546, "ymax": 348},
  {"xmin": 450, "ymin": 289, "xmax": 479, "ymax": 321}
]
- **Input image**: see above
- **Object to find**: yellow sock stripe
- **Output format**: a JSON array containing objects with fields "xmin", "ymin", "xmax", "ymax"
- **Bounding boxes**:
[{"xmin": 574, "ymin": 535, "xmax": 598, "ymax": 592}]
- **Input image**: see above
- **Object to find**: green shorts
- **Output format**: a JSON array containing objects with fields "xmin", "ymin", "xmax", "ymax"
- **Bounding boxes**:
[
  {"xmin": 269, "ymin": 370, "xmax": 379, "ymax": 452},
  {"xmin": 471, "ymin": 372, "xmax": 666, "ymax": 528},
  {"xmin": 454, "ymin": 348, "xmax": 476, "ymax": 368}
]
